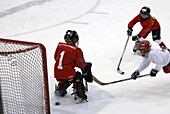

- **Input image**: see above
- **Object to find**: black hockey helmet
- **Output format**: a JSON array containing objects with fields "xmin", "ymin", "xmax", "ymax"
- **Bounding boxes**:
[
  {"xmin": 140, "ymin": 6, "xmax": 151, "ymax": 16},
  {"xmin": 64, "ymin": 30, "xmax": 79, "ymax": 46}
]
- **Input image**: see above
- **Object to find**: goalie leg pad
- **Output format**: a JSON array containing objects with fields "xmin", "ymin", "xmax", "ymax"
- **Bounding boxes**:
[
  {"xmin": 74, "ymin": 72, "xmax": 87, "ymax": 100},
  {"xmin": 58, "ymin": 80, "xmax": 72, "ymax": 97}
]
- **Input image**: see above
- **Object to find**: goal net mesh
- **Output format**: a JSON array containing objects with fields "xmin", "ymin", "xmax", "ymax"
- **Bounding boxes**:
[{"xmin": 0, "ymin": 38, "xmax": 50, "ymax": 114}]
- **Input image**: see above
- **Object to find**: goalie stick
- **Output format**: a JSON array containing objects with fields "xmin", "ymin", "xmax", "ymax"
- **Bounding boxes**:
[
  {"xmin": 93, "ymin": 74, "xmax": 150, "ymax": 86},
  {"xmin": 117, "ymin": 36, "xmax": 130, "ymax": 75},
  {"xmin": 84, "ymin": 79, "xmax": 88, "ymax": 91}
]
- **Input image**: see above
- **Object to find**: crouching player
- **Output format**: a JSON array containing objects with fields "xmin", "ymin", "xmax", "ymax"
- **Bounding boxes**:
[
  {"xmin": 131, "ymin": 40, "xmax": 170, "ymax": 79},
  {"xmin": 54, "ymin": 30, "xmax": 93, "ymax": 103}
]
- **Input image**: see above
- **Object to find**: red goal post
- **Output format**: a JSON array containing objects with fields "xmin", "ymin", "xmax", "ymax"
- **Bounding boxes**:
[{"xmin": 0, "ymin": 38, "xmax": 50, "ymax": 114}]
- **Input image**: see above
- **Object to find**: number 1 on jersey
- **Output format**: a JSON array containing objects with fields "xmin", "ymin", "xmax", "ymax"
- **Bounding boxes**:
[{"xmin": 58, "ymin": 51, "xmax": 65, "ymax": 69}]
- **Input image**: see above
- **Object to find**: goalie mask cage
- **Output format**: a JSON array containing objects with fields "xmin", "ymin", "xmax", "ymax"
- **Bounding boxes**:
[{"xmin": 0, "ymin": 38, "xmax": 50, "ymax": 114}]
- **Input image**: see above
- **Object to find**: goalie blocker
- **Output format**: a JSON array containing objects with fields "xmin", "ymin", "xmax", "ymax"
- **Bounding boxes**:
[{"xmin": 82, "ymin": 62, "xmax": 93, "ymax": 83}]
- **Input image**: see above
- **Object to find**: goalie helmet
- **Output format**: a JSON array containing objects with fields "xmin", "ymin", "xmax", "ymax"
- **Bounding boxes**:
[
  {"xmin": 137, "ymin": 40, "xmax": 151, "ymax": 57},
  {"xmin": 64, "ymin": 30, "xmax": 79, "ymax": 46},
  {"xmin": 140, "ymin": 6, "xmax": 150, "ymax": 16}
]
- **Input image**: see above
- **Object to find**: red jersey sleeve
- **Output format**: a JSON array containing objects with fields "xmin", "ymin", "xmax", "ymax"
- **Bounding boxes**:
[
  {"xmin": 75, "ymin": 48, "xmax": 87, "ymax": 69},
  {"xmin": 128, "ymin": 14, "xmax": 140, "ymax": 29}
]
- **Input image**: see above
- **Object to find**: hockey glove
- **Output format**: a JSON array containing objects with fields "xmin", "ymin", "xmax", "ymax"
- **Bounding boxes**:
[
  {"xmin": 132, "ymin": 34, "xmax": 141, "ymax": 41},
  {"xmin": 127, "ymin": 27, "xmax": 133, "ymax": 36},
  {"xmin": 160, "ymin": 45, "xmax": 170, "ymax": 51},
  {"xmin": 131, "ymin": 70, "xmax": 140, "ymax": 80},
  {"xmin": 150, "ymin": 69, "xmax": 158, "ymax": 77},
  {"xmin": 160, "ymin": 45, "xmax": 167, "ymax": 50}
]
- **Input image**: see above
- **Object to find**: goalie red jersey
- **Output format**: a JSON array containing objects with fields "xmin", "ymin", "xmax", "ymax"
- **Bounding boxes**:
[{"xmin": 54, "ymin": 42, "xmax": 87, "ymax": 80}]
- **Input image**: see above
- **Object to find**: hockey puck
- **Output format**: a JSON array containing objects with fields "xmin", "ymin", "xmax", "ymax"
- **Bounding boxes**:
[
  {"xmin": 121, "ymin": 72, "xmax": 125, "ymax": 75},
  {"xmin": 55, "ymin": 102, "xmax": 60, "ymax": 105}
]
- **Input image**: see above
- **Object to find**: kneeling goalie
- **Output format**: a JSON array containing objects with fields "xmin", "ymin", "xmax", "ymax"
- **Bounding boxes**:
[{"xmin": 54, "ymin": 30, "xmax": 93, "ymax": 103}]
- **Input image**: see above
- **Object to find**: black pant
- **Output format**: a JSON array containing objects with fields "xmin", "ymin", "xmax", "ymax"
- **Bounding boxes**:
[
  {"xmin": 144, "ymin": 27, "xmax": 161, "ymax": 41},
  {"xmin": 152, "ymin": 27, "xmax": 161, "ymax": 41}
]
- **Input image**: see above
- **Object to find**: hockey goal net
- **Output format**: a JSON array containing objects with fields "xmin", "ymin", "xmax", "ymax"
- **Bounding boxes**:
[{"xmin": 0, "ymin": 38, "xmax": 50, "ymax": 114}]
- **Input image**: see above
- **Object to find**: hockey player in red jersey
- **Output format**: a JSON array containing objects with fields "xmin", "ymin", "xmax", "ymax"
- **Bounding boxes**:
[
  {"xmin": 54, "ymin": 30, "xmax": 93, "ymax": 103},
  {"xmin": 131, "ymin": 40, "xmax": 170, "ymax": 79},
  {"xmin": 127, "ymin": 6, "xmax": 169, "ymax": 52}
]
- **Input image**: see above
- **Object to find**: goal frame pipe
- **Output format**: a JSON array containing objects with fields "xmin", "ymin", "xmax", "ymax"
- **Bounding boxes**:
[
  {"xmin": 0, "ymin": 38, "xmax": 50, "ymax": 114},
  {"xmin": 0, "ymin": 83, "xmax": 4, "ymax": 114}
]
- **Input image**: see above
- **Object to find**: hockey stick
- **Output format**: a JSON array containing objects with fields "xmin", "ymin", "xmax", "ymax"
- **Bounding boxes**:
[
  {"xmin": 93, "ymin": 74, "xmax": 150, "ymax": 86},
  {"xmin": 84, "ymin": 79, "xmax": 88, "ymax": 91},
  {"xmin": 81, "ymin": 56, "xmax": 88, "ymax": 91},
  {"xmin": 117, "ymin": 36, "xmax": 130, "ymax": 75}
]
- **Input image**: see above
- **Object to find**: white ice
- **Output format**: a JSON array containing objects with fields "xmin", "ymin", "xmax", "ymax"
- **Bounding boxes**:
[{"xmin": 0, "ymin": 0, "xmax": 170, "ymax": 114}]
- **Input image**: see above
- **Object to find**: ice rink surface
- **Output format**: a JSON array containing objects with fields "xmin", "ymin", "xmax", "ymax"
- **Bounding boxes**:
[{"xmin": 0, "ymin": 0, "xmax": 170, "ymax": 113}]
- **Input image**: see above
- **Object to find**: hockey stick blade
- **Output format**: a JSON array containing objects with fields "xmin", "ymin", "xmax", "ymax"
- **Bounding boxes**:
[
  {"xmin": 117, "ymin": 58, "xmax": 125, "ymax": 75},
  {"xmin": 117, "ymin": 68, "xmax": 125, "ymax": 75},
  {"xmin": 93, "ymin": 74, "xmax": 150, "ymax": 86},
  {"xmin": 93, "ymin": 75, "xmax": 111, "ymax": 86}
]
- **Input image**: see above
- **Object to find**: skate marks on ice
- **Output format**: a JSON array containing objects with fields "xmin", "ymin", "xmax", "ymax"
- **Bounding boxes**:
[
  {"xmin": 0, "ymin": 0, "xmax": 52, "ymax": 18},
  {"xmin": 50, "ymin": 85, "xmax": 112, "ymax": 114}
]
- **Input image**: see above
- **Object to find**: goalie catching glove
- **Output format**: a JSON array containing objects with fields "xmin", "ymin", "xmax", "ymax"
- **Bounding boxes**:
[{"xmin": 82, "ymin": 62, "xmax": 93, "ymax": 83}]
